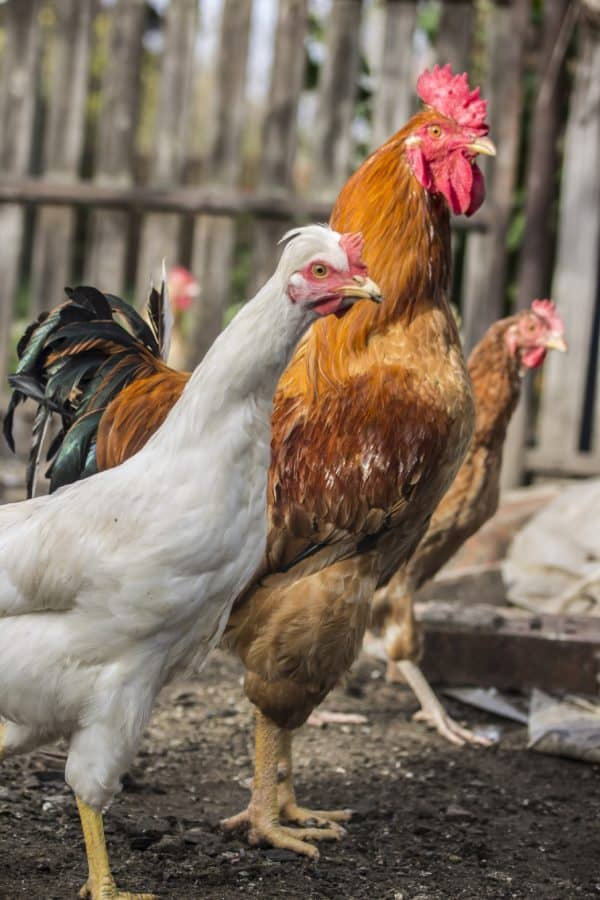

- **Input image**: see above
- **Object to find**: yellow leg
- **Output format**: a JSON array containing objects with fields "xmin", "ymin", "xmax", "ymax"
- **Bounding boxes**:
[
  {"xmin": 222, "ymin": 711, "xmax": 334, "ymax": 859},
  {"xmin": 277, "ymin": 730, "xmax": 351, "ymax": 833},
  {"xmin": 0, "ymin": 722, "xmax": 5, "ymax": 755},
  {"xmin": 76, "ymin": 797, "xmax": 157, "ymax": 900}
]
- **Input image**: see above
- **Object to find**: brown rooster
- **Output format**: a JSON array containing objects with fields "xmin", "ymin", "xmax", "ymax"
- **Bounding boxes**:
[
  {"xmin": 7, "ymin": 66, "xmax": 495, "ymax": 858},
  {"xmin": 369, "ymin": 300, "xmax": 567, "ymax": 746}
]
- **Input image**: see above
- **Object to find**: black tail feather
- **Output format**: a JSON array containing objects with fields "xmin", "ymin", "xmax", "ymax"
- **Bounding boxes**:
[{"xmin": 4, "ymin": 286, "xmax": 163, "ymax": 496}]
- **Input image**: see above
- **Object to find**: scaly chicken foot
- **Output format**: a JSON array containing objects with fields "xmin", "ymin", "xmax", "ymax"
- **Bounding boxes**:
[
  {"xmin": 77, "ymin": 797, "xmax": 157, "ymax": 900},
  {"xmin": 277, "ymin": 730, "xmax": 351, "ymax": 833},
  {"xmin": 222, "ymin": 711, "xmax": 331, "ymax": 859},
  {"xmin": 392, "ymin": 660, "xmax": 492, "ymax": 748}
]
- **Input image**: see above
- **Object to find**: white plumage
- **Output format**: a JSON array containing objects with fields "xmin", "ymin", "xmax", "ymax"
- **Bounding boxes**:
[{"xmin": 0, "ymin": 225, "xmax": 380, "ymax": 899}]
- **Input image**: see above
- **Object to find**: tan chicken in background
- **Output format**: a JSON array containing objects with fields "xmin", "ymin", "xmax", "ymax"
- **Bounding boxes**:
[{"xmin": 369, "ymin": 301, "xmax": 567, "ymax": 745}]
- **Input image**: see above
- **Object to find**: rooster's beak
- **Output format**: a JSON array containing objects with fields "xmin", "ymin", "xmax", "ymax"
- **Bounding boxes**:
[
  {"xmin": 545, "ymin": 334, "xmax": 567, "ymax": 353},
  {"xmin": 338, "ymin": 275, "xmax": 383, "ymax": 304},
  {"xmin": 467, "ymin": 136, "xmax": 496, "ymax": 157}
]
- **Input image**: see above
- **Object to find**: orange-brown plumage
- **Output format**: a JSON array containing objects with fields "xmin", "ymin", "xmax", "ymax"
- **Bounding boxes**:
[{"xmin": 97, "ymin": 368, "xmax": 188, "ymax": 469}]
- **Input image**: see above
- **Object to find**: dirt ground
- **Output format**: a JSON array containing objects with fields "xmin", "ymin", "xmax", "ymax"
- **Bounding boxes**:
[{"xmin": 1, "ymin": 649, "xmax": 598, "ymax": 900}]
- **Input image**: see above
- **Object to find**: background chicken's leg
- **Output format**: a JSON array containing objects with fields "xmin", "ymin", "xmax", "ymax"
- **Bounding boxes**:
[
  {"xmin": 77, "ymin": 797, "xmax": 156, "ymax": 900},
  {"xmin": 391, "ymin": 660, "xmax": 491, "ymax": 747},
  {"xmin": 0, "ymin": 722, "xmax": 4, "ymax": 753},
  {"xmin": 277, "ymin": 729, "xmax": 350, "ymax": 833}
]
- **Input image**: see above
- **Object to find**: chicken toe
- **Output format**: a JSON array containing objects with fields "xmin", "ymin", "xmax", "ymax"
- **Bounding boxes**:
[
  {"xmin": 279, "ymin": 801, "xmax": 348, "ymax": 836},
  {"xmin": 79, "ymin": 879, "xmax": 157, "ymax": 900},
  {"xmin": 248, "ymin": 820, "xmax": 321, "ymax": 859}
]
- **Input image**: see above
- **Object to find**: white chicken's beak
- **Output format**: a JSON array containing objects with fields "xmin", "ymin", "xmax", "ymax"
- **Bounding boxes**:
[{"xmin": 337, "ymin": 275, "xmax": 383, "ymax": 304}]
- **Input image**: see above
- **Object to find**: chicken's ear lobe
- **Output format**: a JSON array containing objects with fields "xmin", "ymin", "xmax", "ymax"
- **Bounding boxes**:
[{"xmin": 406, "ymin": 145, "xmax": 433, "ymax": 191}]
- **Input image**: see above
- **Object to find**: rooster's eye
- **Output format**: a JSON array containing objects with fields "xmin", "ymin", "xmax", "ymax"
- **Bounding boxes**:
[
  {"xmin": 312, "ymin": 263, "xmax": 329, "ymax": 278},
  {"xmin": 429, "ymin": 125, "xmax": 442, "ymax": 138}
]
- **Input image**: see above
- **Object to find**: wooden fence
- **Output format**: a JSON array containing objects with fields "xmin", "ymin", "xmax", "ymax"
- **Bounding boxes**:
[{"xmin": 0, "ymin": 0, "xmax": 598, "ymax": 486}]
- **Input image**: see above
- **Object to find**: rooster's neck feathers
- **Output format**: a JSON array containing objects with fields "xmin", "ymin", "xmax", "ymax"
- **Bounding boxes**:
[{"xmin": 280, "ymin": 121, "xmax": 452, "ymax": 402}]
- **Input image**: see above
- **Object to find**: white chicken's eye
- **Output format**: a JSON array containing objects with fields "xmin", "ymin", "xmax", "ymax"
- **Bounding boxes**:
[{"xmin": 312, "ymin": 263, "xmax": 329, "ymax": 278}]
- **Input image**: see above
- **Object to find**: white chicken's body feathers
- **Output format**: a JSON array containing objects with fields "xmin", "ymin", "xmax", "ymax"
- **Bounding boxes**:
[{"xmin": 0, "ymin": 225, "xmax": 353, "ymax": 809}]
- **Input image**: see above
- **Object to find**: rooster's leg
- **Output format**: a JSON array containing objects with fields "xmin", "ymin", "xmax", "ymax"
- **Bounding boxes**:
[
  {"xmin": 277, "ymin": 729, "xmax": 351, "ymax": 833},
  {"xmin": 0, "ymin": 722, "xmax": 4, "ymax": 755},
  {"xmin": 222, "ymin": 710, "xmax": 341, "ymax": 858},
  {"xmin": 76, "ymin": 797, "xmax": 156, "ymax": 900},
  {"xmin": 392, "ymin": 660, "xmax": 492, "ymax": 747}
]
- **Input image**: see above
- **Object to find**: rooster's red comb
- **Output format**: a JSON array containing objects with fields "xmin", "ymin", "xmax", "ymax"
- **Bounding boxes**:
[
  {"xmin": 531, "ymin": 299, "xmax": 564, "ymax": 333},
  {"xmin": 417, "ymin": 64, "xmax": 488, "ymax": 135},
  {"xmin": 340, "ymin": 232, "xmax": 367, "ymax": 272}
]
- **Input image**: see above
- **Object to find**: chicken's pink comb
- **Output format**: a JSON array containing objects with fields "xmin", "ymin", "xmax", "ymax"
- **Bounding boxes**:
[
  {"xmin": 531, "ymin": 299, "xmax": 564, "ymax": 333},
  {"xmin": 417, "ymin": 64, "xmax": 488, "ymax": 135},
  {"xmin": 340, "ymin": 232, "xmax": 367, "ymax": 272}
]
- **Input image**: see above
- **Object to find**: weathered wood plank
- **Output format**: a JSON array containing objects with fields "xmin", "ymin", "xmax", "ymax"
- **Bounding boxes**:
[
  {"xmin": 311, "ymin": 0, "xmax": 363, "ymax": 195},
  {"xmin": 370, "ymin": 0, "xmax": 417, "ymax": 149},
  {"xmin": 187, "ymin": 0, "xmax": 253, "ymax": 365},
  {"xmin": 30, "ymin": 0, "xmax": 93, "ymax": 316},
  {"xmin": 252, "ymin": 0, "xmax": 309, "ymax": 293},
  {"xmin": 436, "ymin": 1, "xmax": 474, "ymax": 73},
  {"xmin": 0, "ymin": 177, "xmax": 490, "ymax": 230},
  {"xmin": 0, "ymin": 0, "xmax": 41, "ymax": 381},
  {"xmin": 85, "ymin": 0, "xmax": 145, "ymax": 292},
  {"xmin": 526, "ymin": 449, "xmax": 600, "ymax": 479},
  {"xmin": 461, "ymin": 0, "xmax": 529, "ymax": 352},
  {"xmin": 419, "ymin": 603, "xmax": 600, "ymax": 694},
  {"xmin": 136, "ymin": 0, "xmax": 198, "ymax": 301},
  {"xmin": 537, "ymin": 15, "xmax": 600, "ymax": 464},
  {"xmin": 501, "ymin": 0, "xmax": 574, "ymax": 489}
]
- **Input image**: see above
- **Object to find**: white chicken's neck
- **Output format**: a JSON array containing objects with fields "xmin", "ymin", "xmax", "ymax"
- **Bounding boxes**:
[{"xmin": 152, "ymin": 273, "xmax": 312, "ymax": 449}]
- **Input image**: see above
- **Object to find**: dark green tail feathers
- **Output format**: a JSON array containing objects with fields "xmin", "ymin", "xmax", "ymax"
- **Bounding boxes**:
[{"xmin": 3, "ymin": 284, "xmax": 165, "ymax": 498}]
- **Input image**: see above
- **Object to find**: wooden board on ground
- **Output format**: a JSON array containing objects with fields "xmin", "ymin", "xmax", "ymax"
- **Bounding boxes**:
[{"xmin": 419, "ymin": 601, "xmax": 600, "ymax": 695}]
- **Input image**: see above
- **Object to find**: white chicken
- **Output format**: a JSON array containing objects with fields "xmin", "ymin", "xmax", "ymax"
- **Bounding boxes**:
[{"xmin": 0, "ymin": 224, "xmax": 381, "ymax": 900}]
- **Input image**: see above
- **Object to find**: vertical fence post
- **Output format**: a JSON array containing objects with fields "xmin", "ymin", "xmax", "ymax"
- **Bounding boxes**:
[
  {"xmin": 370, "ymin": 0, "xmax": 417, "ymax": 150},
  {"xmin": 436, "ymin": 1, "xmax": 474, "ymax": 73},
  {"xmin": 310, "ymin": 0, "xmax": 363, "ymax": 196},
  {"xmin": 251, "ymin": 0, "xmax": 309, "ymax": 292},
  {"xmin": 30, "ymin": 0, "xmax": 93, "ymax": 316},
  {"xmin": 135, "ymin": 0, "xmax": 198, "ymax": 304},
  {"xmin": 84, "ymin": 0, "xmax": 145, "ymax": 293},
  {"xmin": 0, "ymin": 0, "xmax": 40, "ymax": 383},
  {"xmin": 501, "ymin": 0, "xmax": 574, "ymax": 489},
  {"xmin": 186, "ymin": 0, "xmax": 253, "ymax": 367},
  {"xmin": 535, "ymin": 12, "xmax": 600, "ymax": 472},
  {"xmin": 435, "ymin": 0, "xmax": 475, "ymax": 302},
  {"xmin": 461, "ymin": 0, "xmax": 530, "ymax": 353}
]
